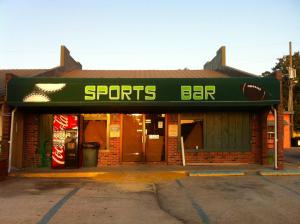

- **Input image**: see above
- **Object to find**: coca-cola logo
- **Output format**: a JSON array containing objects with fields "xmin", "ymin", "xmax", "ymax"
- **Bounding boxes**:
[
  {"xmin": 53, "ymin": 115, "xmax": 68, "ymax": 131},
  {"xmin": 53, "ymin": 115, "xmax": 78, "ymax": 131},
  {"xmin": 52, "ymin": 144, "xmax": 65, "ymax": 165},
  {"xmin": 53, "ymin": 131, "xmax": 65, "ymax": 141}
]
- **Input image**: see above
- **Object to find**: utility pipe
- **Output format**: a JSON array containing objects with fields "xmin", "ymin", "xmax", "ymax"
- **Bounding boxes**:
[
  {"xmin": 272, "ymin": 106, "xmax": 278, "ymax": 170},
  {"xmin": 180, "ymin": 137, "xmax": 186, "ymax": 166},
  {"xmin": 8, "ymin": 108, "xmax": 17, "ymax": 173}
]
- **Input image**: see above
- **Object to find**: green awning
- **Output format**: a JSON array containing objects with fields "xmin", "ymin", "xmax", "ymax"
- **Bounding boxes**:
[{"xmin": 7, "ymin": 76, "xmax": 280, "ymax": 108}]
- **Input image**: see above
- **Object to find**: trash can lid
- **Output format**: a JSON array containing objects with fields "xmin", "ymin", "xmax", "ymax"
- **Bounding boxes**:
[{"xmin": 82, "ymin": 142, "xmax": 100, "ymax": 148}]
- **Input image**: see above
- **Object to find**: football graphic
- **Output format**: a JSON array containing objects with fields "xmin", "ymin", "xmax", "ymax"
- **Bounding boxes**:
[
  {"xmin": 23, "ymin": 92, "xmax": 50, "ymax": 102},
  {"xmin": 23, "ymin": 83, "xmax": 66, "ymax": 103},
  {"xmin": 35, "ymin": 83, "xmax": 66, "ymax": 93},
  {"xmin": 242, "ymin": 83, "xmax": 266, "ymax": 101}
]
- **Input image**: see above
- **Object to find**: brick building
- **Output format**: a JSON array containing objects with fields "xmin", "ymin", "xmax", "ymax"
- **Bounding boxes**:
[{"xmin": 0, "ymin": 46, "xmax": 284, "ymax": 173}]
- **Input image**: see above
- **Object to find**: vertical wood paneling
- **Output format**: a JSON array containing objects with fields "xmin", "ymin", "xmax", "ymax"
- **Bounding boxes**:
[
  {"xmin": 221, "ymin": 112, "xmax": 229, "ymax": 149},
  {"xmin": 228, "ymin": 113, "xmax": 236, "ymax": 149},
  {"xmin": 235, "ymin": 113, "xmax": 243, "ymax": 149},
  {"xmin": 204, "ymin": 112, "xmax": 250, "ymax": 152},
  {"xmin": 241, "ymin": 113, "xmax": 250, "ymax": 150}
]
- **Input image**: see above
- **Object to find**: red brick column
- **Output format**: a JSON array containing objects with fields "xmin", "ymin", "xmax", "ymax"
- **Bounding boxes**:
[
  {"xmin": 98, "ymin": 114, "xmax": 121, "ymax": 166},
  {"xmin": 166, "ymin": 113, "xmax": 181, "ymax": 165},
  {"xmin": 22, "ymin": 113, "xmax": 40, "ymax": 168},
  {"xmin": 261, "ymin": 109, "xmax": 270, "ymax": 165}
]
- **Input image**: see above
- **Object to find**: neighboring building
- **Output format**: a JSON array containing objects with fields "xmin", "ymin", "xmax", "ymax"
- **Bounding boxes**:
[{"xmin": 0, "ymin": 46, "xmax": 285, "ymax": 172}]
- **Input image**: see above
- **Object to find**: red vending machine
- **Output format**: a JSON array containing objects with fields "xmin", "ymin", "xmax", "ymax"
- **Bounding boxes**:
[{"xmin": 52, "ymin": 115, "xmax": 79, "ymax": 168}]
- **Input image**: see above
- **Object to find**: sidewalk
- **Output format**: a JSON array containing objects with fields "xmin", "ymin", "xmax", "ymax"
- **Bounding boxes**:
[{"xmin": 8, "ymin": 163, "xmax": 300, "ymax": 183}]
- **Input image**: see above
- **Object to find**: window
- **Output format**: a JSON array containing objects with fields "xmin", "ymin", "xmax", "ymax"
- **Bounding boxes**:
[
  {"xmin": 83, "ymin": 114, "xmax": 109, "ymax": 150},
  {"xmin": 180, "ymin": 114, "xmax": 204, "ymax": 150},
  {"xmin": 267, "ymin": 125, "xmax": 275, "ymax": 140},
  {"xmin": 180, "ymin": 112, "xmax": 251, "ymax": 152}
]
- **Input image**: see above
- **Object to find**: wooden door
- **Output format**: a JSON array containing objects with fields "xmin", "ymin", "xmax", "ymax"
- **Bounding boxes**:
[
  {"xmin": 122, "ymin": 114, "xmax": 144, "ymax": 162},
  {"xmin": 145, "ymin": 114, "xmax": 165, "ymax": 162}
]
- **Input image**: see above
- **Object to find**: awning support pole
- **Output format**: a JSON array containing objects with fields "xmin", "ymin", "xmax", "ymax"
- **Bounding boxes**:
[
  {"xmin": 181, "ymin": 137, "xmax": 186, "ymax": 166},
  {"xmin": 8, "ymin": 107, "xmax": 17, "ymax": 173}
]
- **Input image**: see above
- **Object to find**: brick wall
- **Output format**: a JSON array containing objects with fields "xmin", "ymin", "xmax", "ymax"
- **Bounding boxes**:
[
  {"xmin": 18, "ymin": 111, "xmax": 277, "ymax": 168},
  {"xmin": 22, "ymin": 113, "xmax": 40, "ymax": 168},
  {"xmin": 98, "ymin": 114, "xmax": 121, "ymax": 166},
  {"xmin": 167, "ymin": 112, "xmax": 265, "ymax": 165},
  {"xmin": 0, "ymin": 103, "xmax": 11, "ymax": 163}
]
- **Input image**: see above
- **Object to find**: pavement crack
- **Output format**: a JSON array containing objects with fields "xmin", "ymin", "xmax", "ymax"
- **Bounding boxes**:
[{"xmin": 152, "ymin": 183, "xmax": 186, "ymax": 224}]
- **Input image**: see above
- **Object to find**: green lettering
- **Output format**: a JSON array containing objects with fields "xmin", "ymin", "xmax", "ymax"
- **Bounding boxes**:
[
  {"xmin": 205, "ymin": 86, "xmax": 216, "ymax": 100},
  {"xmin": 109, "ymin": 85, "xmax": 120, "ymax": 100},
  {"xmin": 145, "ymin": 86, "xmax": 156, "ymax": 100},
  {"xmin": 84, "ymin": 85, "xmax": 96, "ymax": 100},
  {"xmin": 193, "ymin": 86, "xmax": 203, "ymax": 100},
  {"xmin": 181, "ymin": 86, "xmax": 191, "ymax": 100},
  {"xmin": 97, "ymin": 85, "xmax": 108, "ymax": 100},
  {"xmin": 121, "ymin": 85, "xmax": 132, "ymax": 100},
  {"xmin": 133, "ymin": 86, "xmax": 144, "ymax": 100}
]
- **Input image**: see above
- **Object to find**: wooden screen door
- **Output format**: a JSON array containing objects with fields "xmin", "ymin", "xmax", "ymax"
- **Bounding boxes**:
[
  {"xmin": 145, "ymin": 114, "xmax": 165, "ymax": 162},
  {"xmin": 122, "ymin": 113, "xmax": 166, "ymax": 162},
  {"xmin": 122, "ymin": 114, "xmax": 144, "ymax": 162}
]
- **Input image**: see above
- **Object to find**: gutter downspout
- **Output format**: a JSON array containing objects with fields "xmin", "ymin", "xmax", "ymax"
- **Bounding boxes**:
[
  {"xmin": 8, "ymin": 107, "xmax": 17, "ymax": 173},
  {"xmin": 272, "ymin": 106, "xmax": 278, "ymax": 170}
]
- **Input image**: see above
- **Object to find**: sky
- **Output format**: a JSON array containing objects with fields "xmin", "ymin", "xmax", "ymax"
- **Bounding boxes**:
[{"xmin": 0, "ymin": 0, "xmax": 299, "ymax": 75}]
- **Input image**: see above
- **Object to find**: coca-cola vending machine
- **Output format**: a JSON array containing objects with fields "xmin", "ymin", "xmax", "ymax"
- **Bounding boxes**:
[{"xmin": 52, "ymin": 115, "xmax": 79, "ymax": 168}]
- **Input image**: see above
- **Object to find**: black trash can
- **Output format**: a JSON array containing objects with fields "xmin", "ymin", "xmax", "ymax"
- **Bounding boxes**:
[{"xmin": 82, "ymin": 142, "xmax": 100, "ymax": 167}]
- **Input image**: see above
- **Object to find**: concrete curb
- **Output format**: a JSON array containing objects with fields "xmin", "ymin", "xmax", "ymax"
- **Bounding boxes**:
[
  {"xmin": 188, "ymin": 170, "xmax": 245, "ymax": 177},
  {"xmin": 8, "ymin": 171, "xmax": 188, "ymax": 180},
  {"xmin": 9, "ymin": 171, "xmax": 106, "ymax": 178},
  {"xmin": 11, "ymin": 169, "xmax": 300, "ymax": 178},
  {"xmin": 258, "ymin": 170, "xmax": 300, "ymax": 176}
]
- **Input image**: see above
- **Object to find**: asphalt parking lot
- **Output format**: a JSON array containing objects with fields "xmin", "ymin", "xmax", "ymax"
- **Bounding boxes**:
[
  {"xmin": 1, "ymin": 175, "xmax": 300, "ymax": 224},
  {"xmin": 285, "ymin": 149, "xmax": 300, "ymax": 165}
]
